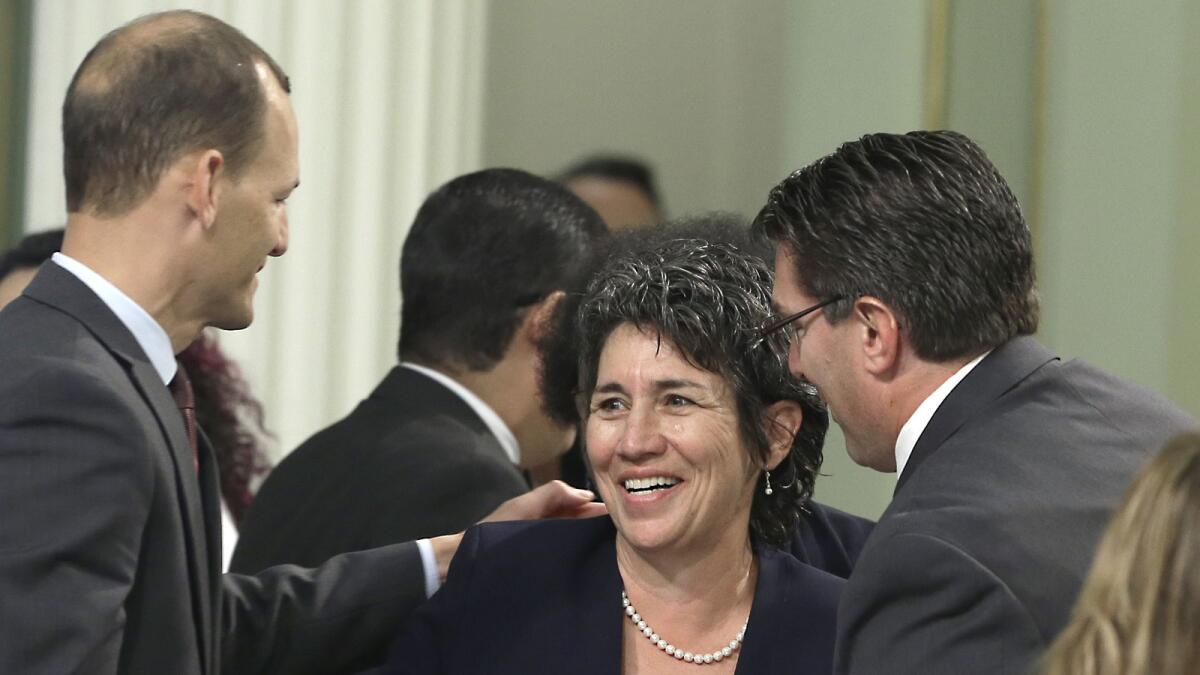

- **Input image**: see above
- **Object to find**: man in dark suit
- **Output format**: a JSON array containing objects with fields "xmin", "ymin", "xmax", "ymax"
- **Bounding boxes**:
[
  {"xmin": 755, "ymin": 130, "xmax": 1196, "ymax": 675},
  {"xmin": 231, "ymin": 169, "xmax": 608, "ymax": 573},
  {"xmin": 0, "ymin": 12, "xmax": 599, "ymax": 675}
]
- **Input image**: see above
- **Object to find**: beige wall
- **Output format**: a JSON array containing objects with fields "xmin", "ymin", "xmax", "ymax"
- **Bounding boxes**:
[{"xmin": 482, "ymin": 0, "xmax": 790, "ymax": 218}]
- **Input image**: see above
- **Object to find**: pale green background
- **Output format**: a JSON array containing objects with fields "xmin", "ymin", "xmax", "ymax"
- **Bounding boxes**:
[{"xmin": 481, "ymin": 0, "xmax": 1200, "ymax": 519}]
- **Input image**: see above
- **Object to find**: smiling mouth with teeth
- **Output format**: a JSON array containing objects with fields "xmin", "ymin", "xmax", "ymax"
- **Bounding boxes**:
[{"xmin": 623, "ymin": 476, "xmax": 681, "ymax": 494}]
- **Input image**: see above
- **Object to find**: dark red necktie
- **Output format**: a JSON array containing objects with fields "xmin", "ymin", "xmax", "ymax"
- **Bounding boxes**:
[{"xmin": 168, "ymin": 361, "xmax": 199, "ymax": 474}]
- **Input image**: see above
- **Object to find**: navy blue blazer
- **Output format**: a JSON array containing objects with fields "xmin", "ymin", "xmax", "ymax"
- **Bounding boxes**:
[
  {"xmin": 385, "ymin": 516, "xmax": 843, "ymax": 674},
  {"xmin": 790, "ymin": 502, "xmax": 873, "ymax": 580}
]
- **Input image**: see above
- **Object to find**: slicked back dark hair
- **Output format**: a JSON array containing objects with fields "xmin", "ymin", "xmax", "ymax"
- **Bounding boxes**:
[
  {"xmin": 63, "ymin": 10, "xmax": 291, "ymax": 215},
  {"xmin": 399, "ymin": 168, "xmax": 607, "ymax": 371},
  {"xmin": 572, "ymin": 216, "xmax": 827, "ymax": 548},
  {"xmin": 754, "ymin": 130, "xmax": 1039, "ymax": 361},
  {"xmin": 557, "ymin": 154, "xmax": 661, "ymax": 209}
]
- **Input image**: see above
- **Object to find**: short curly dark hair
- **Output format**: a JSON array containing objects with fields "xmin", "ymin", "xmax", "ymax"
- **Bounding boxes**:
[{"xmin": 572, "ymin": 217, "xmax": 827, "ymax": 547}]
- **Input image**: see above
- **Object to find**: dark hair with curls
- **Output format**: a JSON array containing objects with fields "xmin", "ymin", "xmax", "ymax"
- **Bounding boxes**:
[
  {"xmin": 0, "ymin": 227, "xmax": 272, "ymax": 525},
  {"xmin": 754, "ymin": 130, "xmax": 1039, "ymax": 361},
  {"xmin": 568, "ymin": 215, "xmax": 827, "ymax": 547}
]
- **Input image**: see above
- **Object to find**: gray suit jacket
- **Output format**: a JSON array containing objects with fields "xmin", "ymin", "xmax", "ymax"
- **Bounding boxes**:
[
  {"xmin": 835, "ymin": 336, "xmax": 1196, "ymax": 675},
  {"xmin": 0, "ymin": 262, "xmax": 426, "ymax": 675}
]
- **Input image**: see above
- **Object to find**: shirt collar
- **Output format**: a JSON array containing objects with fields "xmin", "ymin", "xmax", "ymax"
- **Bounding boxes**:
[
  {"xmin": 51, "ymin": 253, "xmax": 177, "ymax": 385},
  {"xmin": 399, "ymin": 362, "xmax": 521, "ymax": 465},
  {"xmin": 894, "ymin": 350, "xmax": 991, "ymax": 479}
]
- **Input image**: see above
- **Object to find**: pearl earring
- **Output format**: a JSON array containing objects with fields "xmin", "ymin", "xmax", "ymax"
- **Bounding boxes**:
[{"xmin": 764, "ymin": 470, "xmax": 773, "ymax": 496}]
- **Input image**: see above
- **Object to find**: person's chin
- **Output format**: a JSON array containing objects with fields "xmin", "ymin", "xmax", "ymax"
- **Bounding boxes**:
[
  {"xmin": 616, "ymin": 520, "xmax": 682, "ymax": 553},
  {"xmin": 209, "ymin": 302, "xmax": 254, "ymax": 331},
  {"xmin": 844, "ymin": 439, "xmax": 895, "ymax": 473},
  {"xmin": 612, "ymin": 483, "xmax": 687, "ymax": 539}
]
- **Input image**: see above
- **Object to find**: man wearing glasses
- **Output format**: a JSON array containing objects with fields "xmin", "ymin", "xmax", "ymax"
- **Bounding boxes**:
[{"xmin": 755, "ymin": 130, "xmax": 1194, "ymax": 675}]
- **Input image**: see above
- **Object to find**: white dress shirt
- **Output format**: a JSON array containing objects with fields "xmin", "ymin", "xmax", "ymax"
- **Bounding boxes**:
[
  {"xmin": 51, "ymin": 253, "xmax": 176, "ymax": 383},
  {"xmin": 893, "ymin": 350, "xmax": 991, "ymax": 479}
]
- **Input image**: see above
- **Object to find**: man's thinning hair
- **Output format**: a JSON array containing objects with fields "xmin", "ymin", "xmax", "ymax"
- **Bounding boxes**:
[
  {"xmin": 399, "ymin": 168, "xmax": 607, "ymax": 372},
  {"xmin": 754, "ymin": 130, "xmax": 1039, "ymax": 361},
  {"xmin": 63, "ymin": 10, "xmax": 290, "ymax": 216}
]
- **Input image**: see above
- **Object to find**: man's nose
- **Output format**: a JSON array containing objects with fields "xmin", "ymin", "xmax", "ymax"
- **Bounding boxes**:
[{"xmin": 270, "ymin": 211, "xmax": 289, "ymax": 257}]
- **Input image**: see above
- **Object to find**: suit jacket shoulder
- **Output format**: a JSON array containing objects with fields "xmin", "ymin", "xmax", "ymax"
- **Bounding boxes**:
[
  {"xmin": 1, "ymin": 265, "xmax": 432, "ymax": 674},
  {"xmin": 232, "ymin": 366, "xmax": 528, "ymax": 572},
  {"xmin": 837, "ymin": 336, "xmax": 1197, "ymax": 675},
  {"xmin": 789, "ymin": 502, "xmax": 875, "ymax": 579},
  {"xmin": 387, "ymin": 517, "xmax": 842, "ymax": 674}
]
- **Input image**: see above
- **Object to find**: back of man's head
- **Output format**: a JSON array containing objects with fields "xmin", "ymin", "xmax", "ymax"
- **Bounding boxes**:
[
  {"xmin": 754, "ymin": 130, "xmax": 1039, "ymax": 361},
  {"xmin": 63, "ymin": 10, "xmax": 290, "ymax": 216},
  {"xmin": 399, "ymin": 168, "xmax": 608, "ymax": 372}
]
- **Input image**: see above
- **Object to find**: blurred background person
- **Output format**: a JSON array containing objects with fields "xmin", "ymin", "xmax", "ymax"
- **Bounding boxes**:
[
  {"xmin": 0, "ymin": 229, "xmax": 62, "ymax": 308},
  {"xmin": 386, "ymin": 223, "xmax": 841, "ymax": 673},
  {"xmin": 0, "ymin": 227, "xmax": 271, "ymax": 571},
  {"xmin": 557, "ymin": 154, "xmax": 663, "ymax": 231},
  {"xmin": 231, "ymin": 168, "xmax": 607, "ymax": 574},
  {"xmin": 1041, "ymin": 431, "xmax": 1200, "ymax": 675}
]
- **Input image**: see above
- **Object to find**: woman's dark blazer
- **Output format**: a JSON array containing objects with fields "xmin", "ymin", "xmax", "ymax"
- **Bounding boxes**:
[{"xmin": 384, "ymin": 515, "xmax": 843, "ymax": 674}]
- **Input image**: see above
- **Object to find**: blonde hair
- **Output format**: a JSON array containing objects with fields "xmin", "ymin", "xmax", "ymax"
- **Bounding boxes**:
[{"xmin": 1042, "ymin": 432, "xmax": 1200, "ymax": 675}]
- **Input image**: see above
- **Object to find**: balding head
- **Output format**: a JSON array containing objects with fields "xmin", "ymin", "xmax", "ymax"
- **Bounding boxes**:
[{"xmin": 63, "ymin": 10, "xmax": 290, "ymax": 216}]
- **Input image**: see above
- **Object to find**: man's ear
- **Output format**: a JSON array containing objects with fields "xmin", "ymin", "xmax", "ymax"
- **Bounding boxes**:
[
  {"xmin": 763, "ymin": 400, "xmax": 804, "ymax": 470},
  {"xmin": 523, "ymin": 290, "xmax": 567, "ymax": 344},
  {"xmin": 183, "ymin": 149, "xmax": 225, "ymax": 229},
  {"xmin": 852, "ymin": 295, "xmax": 901, "ymax": 376}
]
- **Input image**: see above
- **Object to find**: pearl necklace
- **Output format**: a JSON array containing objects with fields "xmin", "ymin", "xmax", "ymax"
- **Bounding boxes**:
[{"xmin": 622, "ymin": 591, "xmax": 747, "ymax": 666}]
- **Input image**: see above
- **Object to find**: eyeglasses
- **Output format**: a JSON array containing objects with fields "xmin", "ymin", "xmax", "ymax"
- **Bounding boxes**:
[{"xmin": 757, "ymin": 296, "xmax": 844, "ymax": 346}]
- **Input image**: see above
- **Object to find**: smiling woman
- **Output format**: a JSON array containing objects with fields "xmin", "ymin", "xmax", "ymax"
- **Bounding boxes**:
[{"xmin": 384, "ymin": 220, "xmax": 843, "ymax": 675}]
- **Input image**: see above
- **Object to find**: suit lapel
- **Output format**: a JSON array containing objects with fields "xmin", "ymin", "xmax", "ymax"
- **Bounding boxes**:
[
  {"xmin": 197, "ymin": 430, "xmax": 222, "ymax": 674},
  {"xmin": 574, "ymin": 519, "xmax": 623, "ymax": 674},
  {"xmin": 896, "ymin": 336, "xmax": 1058, "ymax": 495},
  {"xmin": 735, "ymin": 548, "xmax": 788, "ymax": 673},
  {"xmin": 25, "ymin": 263, "xmax": 213, "ymax": 673}
]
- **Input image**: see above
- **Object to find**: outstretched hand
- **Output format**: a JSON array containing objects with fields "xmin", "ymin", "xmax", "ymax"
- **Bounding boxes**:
[
  {"xmin": 482, "ymin": 480, "xmax": 607, "ymax": 523},
  {"xmin": 429, "ymin": 481, "xmax": 606, "ymax": 582}
]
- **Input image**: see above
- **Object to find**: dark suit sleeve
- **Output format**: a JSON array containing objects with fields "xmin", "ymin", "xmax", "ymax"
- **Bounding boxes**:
[
  {"xmin": 381, "ymin": 526, "xmax": 485, "ymax": 675},
  {"xmin": 0, "ymin": 363, "xmax": 153, "ymax": 674},
  {"xmin": 220, "ymin": 541, "xmax": 427, "ymax": 675},
  {"xmin": 835, "ymin": 532, "xmax": 1043, "ymax": 675}
]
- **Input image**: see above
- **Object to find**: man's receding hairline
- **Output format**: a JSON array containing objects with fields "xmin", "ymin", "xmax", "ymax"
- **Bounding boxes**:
[
  {"xmin": 76, "ymin": 11, "xmax": 288, "ymax": 97},
  {"xmin": 75, "ymin": 12, "xmax": 200, "ymax": 90}
]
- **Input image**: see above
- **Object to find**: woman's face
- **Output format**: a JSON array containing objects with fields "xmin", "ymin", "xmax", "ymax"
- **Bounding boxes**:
[{"xmin": 586, "ymin": 322, "xmax": 759, "ymax": 555}]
